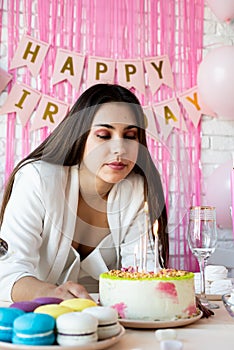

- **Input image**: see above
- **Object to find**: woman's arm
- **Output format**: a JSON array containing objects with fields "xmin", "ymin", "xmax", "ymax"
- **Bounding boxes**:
[
  {"xmin": 0, "ymin": 162, "xmax": 80, "ymax": 302},
  {"xmin": 12, "ymin": 276, "xmax": 92, "ymax": 301}
]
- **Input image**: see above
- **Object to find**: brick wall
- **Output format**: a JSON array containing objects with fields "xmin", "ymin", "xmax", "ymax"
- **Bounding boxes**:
[{"xmin": 202, "ymin": 6, "xmax": 234, "ymax": 275}]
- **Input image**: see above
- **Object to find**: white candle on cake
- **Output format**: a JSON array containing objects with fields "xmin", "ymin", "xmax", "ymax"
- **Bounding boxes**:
[
  {"xmin": 137, "ymin": 220, "xmax": 143, "ymax": 272},
  {"xmin": 153, "ymin": 220, "xmax": 160, "ymax": 273},
  {"xmin": 134, "ymin": 244, "xmax": 138, "ymax": 272},
  {"xmin": 143, "ymin": 201, "xmax": 149, "ymax": 271}
]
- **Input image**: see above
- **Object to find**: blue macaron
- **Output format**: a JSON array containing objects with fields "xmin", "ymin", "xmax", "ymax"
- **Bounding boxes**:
[
  {"xmin": 12, "ymin": 312, "xmax": 56, "ymax": 345},
  {"xmin": 0, "ymin": 307, "xmax": 25, "ymax": 342}
]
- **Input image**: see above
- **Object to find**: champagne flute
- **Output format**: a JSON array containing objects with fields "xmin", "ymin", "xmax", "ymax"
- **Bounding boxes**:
[{"xmin": 187, "ymin": 206, "xmax": 219, "ymax": 309}]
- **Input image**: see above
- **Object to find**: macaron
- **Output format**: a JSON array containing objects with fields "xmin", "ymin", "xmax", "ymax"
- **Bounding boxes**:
[
  {"xmin": 12, "ymin": 312, "xmax": 55, "ymax": 345},
  {"xmin": 10, "ymin": 301, "xmax": 40, "ymax": 312},
  {"xmin": 0, "ymin": 307, "xmax": 25, "ymax": 342},
  {"xmin": 83, "ymin": 306, "xmax": 121, "ymax": 340},
  {"xmin": 34, "ymin": 304, "xmax": 72, "ymax": 319},
  {"xmin": 33, "ymin": 297, "xmax": 64, "ymax": 305},
  {"xmin": 60, "ymin": 298, "xmax": 97, "ymax": 311},
  {"xmin": 56, "ymin": 312, "xmax": 98, "ymax": 346}
]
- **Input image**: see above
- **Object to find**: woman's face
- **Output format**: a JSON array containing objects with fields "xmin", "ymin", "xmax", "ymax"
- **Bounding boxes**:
[{"xmin": 81, "ymin": 102, "xmax": 139, "ymax": 185}]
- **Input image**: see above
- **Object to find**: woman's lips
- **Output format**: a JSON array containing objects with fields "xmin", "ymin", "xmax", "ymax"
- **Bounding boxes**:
[{"xmin": 106, "ymin": 161, "xmax": 126, "ymax": 170}]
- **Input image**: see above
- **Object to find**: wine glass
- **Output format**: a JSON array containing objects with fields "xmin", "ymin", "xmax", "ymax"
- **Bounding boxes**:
[{"xmin": 187, "ymin": 206, "xmax": 219, "ymax": 309}]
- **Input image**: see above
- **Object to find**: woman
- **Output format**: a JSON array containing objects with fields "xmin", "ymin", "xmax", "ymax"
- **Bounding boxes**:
[{"xmin": 0, "ymin": 84, "xmax": 168, "ymax": 302}]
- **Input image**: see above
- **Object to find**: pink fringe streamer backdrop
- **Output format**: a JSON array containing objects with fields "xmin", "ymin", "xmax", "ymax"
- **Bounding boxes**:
[{"xmin": 1, "ymin": 0, "xmax": 204, "ymax": 271}]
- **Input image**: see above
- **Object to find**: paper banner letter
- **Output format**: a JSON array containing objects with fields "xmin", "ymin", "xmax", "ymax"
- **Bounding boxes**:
[
  {"xmin": 31, "ymin": 95, "xmax": 69, "ymax": 132},
  {"xmin": 0, "ymin": 82, "xmax": 41, "ymax": 126},
  {"xmin": 10, "ymin": 34, "xmax": 50, "ymax": 77},
  {"xmin": 152, "ymin": 107, "xmax": 173, "ymax": 140},
  {"xmin": 87, "ymin": 56, "xmax": 115, "ymax": 86},
  {"xmin": 52, "ymin": 49, "xmax": 85, "ymax": 90},
  {"xmin": 117, "ymin": 59, "xmax": 145, "ymax": 95},
  {"xmin": 96, "ymin": 62, "xmax": 107, "ymax": 79},
  {"xmin": 0, "ymin": 68, "xmax": 13, "ymax": 93},
  {"xmin": 144, "ymin": 55, "xmax": 174, "ymax": 94},
  {"xmin": 154, "ymin": 98, "xmax": 187, "ymax": 134},
  {"xmin": 178, "ymin": 86, "xmax": 216, "ymax": 128},
  {"xmin": 143, "ymin": 106, "xmax": 159, "ymax": 140}
]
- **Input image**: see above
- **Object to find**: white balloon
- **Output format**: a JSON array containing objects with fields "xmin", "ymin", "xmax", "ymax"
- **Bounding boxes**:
[
  {"xmin": 197, "ymin": 46, "xmax": 234, "ymax": 120},
  {"xmin": 206, "ymin": 0, "xmax": 234, "ymax": 23},
  {"xmin": 205, "ymin": 160, "xmax": 232, "ymax": 229}
]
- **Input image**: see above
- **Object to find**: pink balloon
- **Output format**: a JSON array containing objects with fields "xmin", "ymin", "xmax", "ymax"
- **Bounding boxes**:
[
  {"xmin": 206, "ymin": 0, "xmax": 234, "ymax": 23},
  {"xmin": 197, "ymin": 46, "xmax": 234, "ymax": 120},
  {"xmin": 205, "ymin": 160, "xmax": 232, "ymax": 229}
]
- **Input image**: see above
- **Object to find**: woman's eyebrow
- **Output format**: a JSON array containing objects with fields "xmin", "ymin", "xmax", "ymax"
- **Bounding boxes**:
[{"xmin": 94, "ymin": 123, "xmax": 138, "ymax": 130}]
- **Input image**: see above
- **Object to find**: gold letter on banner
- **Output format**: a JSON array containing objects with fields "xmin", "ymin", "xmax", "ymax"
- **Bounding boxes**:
[
  {"xmin": 10, "ymin": 35, "xmax": 50, "ymax": 77},
  {"xmin": 154, "ymin": 98, "xmax": 187, "ymax": 133},
  {"xmin": 87, "ymin": 56, "xmax": 115, "ymax": 86},
  {"xmin": 52, "ymin": 48, "xmax": 85, "ymax": 90},
  {"xmin": 125, "ymin": 64, "xmax": 137, "ymax": 82},
  {"xmin": 42, "ymin": 103, "xmax": 59, "ymax": 123},
  {"xmin": 31, "ymin": 95, "xmax": 69, "ymax": 132},
  {"xmin": 117, "ymin": 59, "xmax": 145, "ymax": 94},
  {"xmin": 22, "ymin": 41, "xmax": 40, "ymax": 63},
  {"xmin": 96, "ymin": 62, "xmax": 108, "ymax": 80},
  {"xmin": 60, "ymin": 56, "xmax": 74, "ymax": 76},
  {"xmin": 186, "ymin": 92, "xmax": 201, "ymax": 111},
  {"xmin": 144, "ymin": 55, "xmax": 174, "ymax": 95},
  {"xmin": 15, "ymin": 89, "xmax": 31, "ymax": 109},
  {"xmin": 151, "ymin": 61, "xmax": 163, "ymax": 79},
  {"xmin": 164, "ymin": 106, "xmax": 178, "ymax": 124},
  {"xmin": 0, "ymin": 82, "xmax": 41, "ymax": 126},
  {"xmin": 178, "ymin": 86, "xmax": 216, "ymax": 128}
]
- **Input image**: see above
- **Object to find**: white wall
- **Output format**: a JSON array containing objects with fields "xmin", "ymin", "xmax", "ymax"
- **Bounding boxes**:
[{"xmin": 202, "ymin": 6, "xmax": 234, "ymax": 275}]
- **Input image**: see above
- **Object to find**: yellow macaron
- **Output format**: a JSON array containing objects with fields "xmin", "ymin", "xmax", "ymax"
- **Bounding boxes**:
[
  {"xmin": 34, "ymin": 304, "xmax": 72, "ymax": 319},
  {"xmin": 60, "ymin": 298, "xmax": 97, "ymax": 311}
]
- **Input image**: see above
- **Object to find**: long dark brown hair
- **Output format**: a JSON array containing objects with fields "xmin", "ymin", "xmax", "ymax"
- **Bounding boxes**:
[{"xmin": 0, "ymin": 84, "xmax": 169, "ymax": 267}]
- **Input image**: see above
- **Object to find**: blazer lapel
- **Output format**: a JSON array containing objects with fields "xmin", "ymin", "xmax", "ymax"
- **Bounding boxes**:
[{"xmin": 47, "ymin": 165, "xmax": 79, "ymax": 282}]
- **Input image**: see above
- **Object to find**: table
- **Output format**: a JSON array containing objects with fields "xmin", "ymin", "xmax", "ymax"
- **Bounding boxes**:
[
  {"xmin": 109, "ymin": 301, "xmax": 234, "ymax": 350},
  {"xmin": 0, "ymin": 300, "xmax": 233, "ymax": 349}
]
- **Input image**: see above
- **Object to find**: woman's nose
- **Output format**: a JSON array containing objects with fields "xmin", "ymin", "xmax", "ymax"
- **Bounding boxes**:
[{"xmin": 111, "ymin": 138, "xmax": 126, "ymax": 156}]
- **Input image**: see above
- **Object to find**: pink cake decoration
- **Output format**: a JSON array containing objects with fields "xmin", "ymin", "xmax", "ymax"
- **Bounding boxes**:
[
  {"xmin": 155, "ymin": 282, "xmax": 178, "ymax": 303},
  {"xmin": 111, "ymin": 302, "xmax": 127, "ymax": 319},
  {"xmin": 184, "ymin": 303, "xmax": 197, "ymax": 316}
]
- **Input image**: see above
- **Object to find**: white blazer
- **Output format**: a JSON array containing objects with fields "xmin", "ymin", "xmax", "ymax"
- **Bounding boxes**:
[{"xmin": 0, "ymin": 161, "xmax": 154, "ymax": 302}]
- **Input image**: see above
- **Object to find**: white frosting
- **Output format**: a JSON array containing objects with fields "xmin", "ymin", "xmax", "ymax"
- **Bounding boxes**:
[
  {"xmin": 0, "ymin": 325, "xmax": 12, "ymax": 331},
  {"xmin": 99, "ymin": 273, "xmax": 196, "ymax": 321},
  {"xmin": 14, "ymin": 330, "xmax": 53, "ymax": 338}
]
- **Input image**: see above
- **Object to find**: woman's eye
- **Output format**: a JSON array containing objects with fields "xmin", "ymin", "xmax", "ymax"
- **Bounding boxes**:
[
  {"xmin": 96, "ymin": 133, "xmax": 110, "ymax": 139},
  {"xmin": 124, "ymin": 133, "xmax": 137, "ymax": 140}
]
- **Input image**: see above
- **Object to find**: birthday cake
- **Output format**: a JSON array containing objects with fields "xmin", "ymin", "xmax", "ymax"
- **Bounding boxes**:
[{"xmin": 99, "ymin": 268, "xmax": 197, "ymax": 321}]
